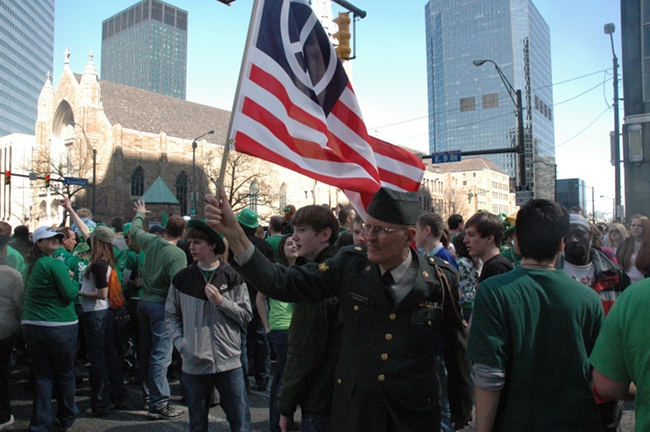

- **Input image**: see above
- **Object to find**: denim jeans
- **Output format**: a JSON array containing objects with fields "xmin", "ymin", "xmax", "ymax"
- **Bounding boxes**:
[
  {"xmin": 266, "ymin": 329, "xmax": 289, "ymax": 432},
  {"xmin": 138, "ymin": 300, "xmax": 172, "ymax": 409},
  {"xmin": 182, "ymin": 369, "xmax": 251, "ymax": 432},
  {"xmin": 301, "ymin": 412, "xmax": 330, "ymax": 432},
  {"xmin": 435, "ymin": 352, "xmax": 455, "ymax": 432},
  {"xmin": 84, "ymin": 308, "xmax": 128, "ymax": 409},
  {"xmin": 23, "ymin": 323, "xmax": 79, "ymax": 432}
]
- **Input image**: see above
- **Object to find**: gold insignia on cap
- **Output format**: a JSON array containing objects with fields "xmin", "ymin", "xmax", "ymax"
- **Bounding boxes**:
[
  {"xmin": 423, "ymin": 271, "xmax": 430, "ymax": 278},
  {"xmin": 318, "ymin": 263, "xmax": 329, "ymax": 272}
]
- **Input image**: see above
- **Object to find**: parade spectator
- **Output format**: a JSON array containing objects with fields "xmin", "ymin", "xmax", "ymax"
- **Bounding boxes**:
[
  {"xmin": 351, "ymin": 214, "xmax": 365, "ymax": 245},
  {"xmin": 416, "ymin": 212, "xmax": 458, "ymax": 269},
  {"xmin": 557, "ymin": 213, "xmax": 630, "ymax": 431},
  {"xmin": 257, "ymin": 235, "xmax": 300, "ymax": 432},
  {"xmin": 205, "ymin": 187, "xmax": 472, "ymax": 431},
  {"xmin": 276, "ymin": 206, "xmax": 342, "ymax": 432},
  {"xmin": 337, "ymin": 207, "xmax": 356, "ymax": 231},
  {"xmin": 453, "ymin": 231, "xmax": 481, "ymax": 321},
  {"xmin": 281, "ymin": 205, "xmax": 296, "ymax": 235},
  {"xmin": 463, "ymin": 212, "xmax": 513, "ymax": 285},
  {"xmin": 22, "ymin": 226, "xmax": 79, "ymax": 431},
  {"xmin": 234, "ymin": 209, "xmax": 272, "ymax": 392},
  {"xmin": 590, "ymin": 278, "xmax": 650, "ymax": 431},
  {"xmin": 616, "ymin": 214, "xmax": 650, "ymax": 283},
  {"xmin": 266, "ymin": 216, "xmax": 285, "ymax": 262},
  {"xmin": 591, "ymin": 223, "xmax": 617, "ymax": 263},
  {"xmin": 165, "ymin": 219, "xmax": 252, "ymax": 432},
  {"xmin": 447, "ymin": 214, "xmax": 464, "ymax": 243},
  {"xmin": 111, "ymin": 217, "xmax": 127, "ymax": 252},
  {"xmin": 0, "ymin": 222, "xmax": 26, "ymax": 274},
  {"xmin": 131, "ymin": 200, "xmax": 186, "ymax": 420},
  {"xmin": 468, "ymin": 199, "xmax": 604, "ymax": 431},
  {"xmin": 0, "ymin": 228, "xmax": 23, "ymax": 430},
  {"xmin": 8, "ymin": 225, "xmax": 32, "ymax": 257},
  {"xmin": 606, "ymin": 222, "xmax": 629, "ymax": 253}
]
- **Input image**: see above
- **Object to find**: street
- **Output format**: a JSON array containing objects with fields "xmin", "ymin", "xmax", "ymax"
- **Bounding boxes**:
[{"xmin": 6, "ymin": 361, "xmax": 636, "ymax": 431}]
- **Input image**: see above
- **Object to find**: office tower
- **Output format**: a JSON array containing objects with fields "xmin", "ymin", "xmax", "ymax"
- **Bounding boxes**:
[
  {"xmin": 101, "ymin": 0, "xmax": 188, "ymax": 99},
  {"xmin": 425, "ymin": 0, "xmax": 555, "ymax": 199},
  {"xmin": 0, "ymin": 0, "xmax": 55, "ymax": 136}
]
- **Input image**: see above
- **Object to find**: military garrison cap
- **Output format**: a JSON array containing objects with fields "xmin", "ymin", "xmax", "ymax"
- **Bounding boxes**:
[{"xmin": 367, "ymin": 187, "xmax": 419, "ymax": 225}]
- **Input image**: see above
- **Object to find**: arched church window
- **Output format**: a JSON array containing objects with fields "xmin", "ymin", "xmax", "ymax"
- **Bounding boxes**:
[
  {"xmin": 249, "ymin": 180, "xmax": 259, "ymax": 213},
  {"xmin": 279, "ymin": 183, "xmax": 287, "ymax": 213},
  {"xmin": 131, "ymin": 166, "xmax": 145, "ymax": 197}
]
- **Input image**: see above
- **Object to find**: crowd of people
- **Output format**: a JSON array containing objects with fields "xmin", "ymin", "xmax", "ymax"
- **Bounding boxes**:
[{"xmin": 0, "ymin": 190, "xmax": 649, "ymax": 432}]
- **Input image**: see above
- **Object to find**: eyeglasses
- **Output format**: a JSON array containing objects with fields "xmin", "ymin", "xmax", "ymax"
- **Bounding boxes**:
[{"xmin": 361, "ymin": 223, "xmax": 406, "ymax": 239}]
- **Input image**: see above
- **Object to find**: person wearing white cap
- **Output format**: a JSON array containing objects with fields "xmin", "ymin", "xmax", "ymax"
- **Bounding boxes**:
[{"xmin": 22, "ymin": 225, "xmax": 79, "ymax": 431}]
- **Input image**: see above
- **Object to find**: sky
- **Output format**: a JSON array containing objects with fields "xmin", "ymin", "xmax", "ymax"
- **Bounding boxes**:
[{"xmin": 52, "ymin": 0, "xmax": 622, "ymax": 217}]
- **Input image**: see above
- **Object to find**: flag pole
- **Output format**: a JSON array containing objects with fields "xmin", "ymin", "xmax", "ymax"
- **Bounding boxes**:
[{"xmin": 216, "ymin": 0, "xmax": 262, "ymax": 200}]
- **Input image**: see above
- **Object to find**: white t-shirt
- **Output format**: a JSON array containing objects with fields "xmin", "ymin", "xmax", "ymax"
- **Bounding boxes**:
[
  {"xmin": 563, "ymin": 261, "xmax": 596, "ymax": 288},
  {"xmin": 80, "ymin": 264, "xmax": 111, "ymax": 312},
  {"xmin": 628, "ymin": 241, "xmax": 646, "ymax": 283}
]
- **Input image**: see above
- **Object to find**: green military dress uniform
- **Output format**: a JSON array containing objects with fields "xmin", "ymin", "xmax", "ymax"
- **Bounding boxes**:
[{"xmin": 236, "ymin": 244, "xmax": 472, "ymax": 432}]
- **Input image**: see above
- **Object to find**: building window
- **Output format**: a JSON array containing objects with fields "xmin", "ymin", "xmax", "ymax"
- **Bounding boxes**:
[
  {"xmin": 176, "ymin": 171, "xmax": 189, "ymax": 215},
  {"xmin": 460, "ymin": 97, "xmax": 475, "ymax": 112},
  {"xmin": 249, "ymin": 180, "xmax": 259, "ymax": 213},
  {"xmin": 482, "ymin": 93, "xmax": 499, "ymax": 109},
  {"xmin": 279, "ymin": 183, "xmax": 287, "ymax": 212},
  {"xmin": 130, "ymin": 165, "xmax": 145, "ymax": 197}
]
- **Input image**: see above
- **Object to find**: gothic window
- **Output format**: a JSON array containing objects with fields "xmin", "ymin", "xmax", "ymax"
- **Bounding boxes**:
[
  {"xmin": 279, "ymin": 183, "xmax": 287, "ymax": 212},
  {"xmin": 131, "ymin": 165, "xmax": 145, "ymax": 197},
  {"xmin": 249, "ymin": 180, "xmax": 259, "ymax": 213},
  {"xmin": 176, "ymin": 170, "xmax": 189, "ymax": 215}
]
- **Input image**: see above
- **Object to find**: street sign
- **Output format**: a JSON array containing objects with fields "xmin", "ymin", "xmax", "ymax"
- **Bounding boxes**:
[
  {"xmin": 28, "ymin": 172, "xmax": 38, "ymax": 181},
  {"xmin": 190, "ymin": 207, "xmax": 197, "ymax": 217},
  {"xmin": 515, "ymin": 186, "xmax": 532, "ymax": 206},
  {"xmin": 63, "ymin": 177, "xmax": 89, "ymax": 186},
  {"xmin": 431, "ymin": 150, "xmax": 461, "ymax": 164}
]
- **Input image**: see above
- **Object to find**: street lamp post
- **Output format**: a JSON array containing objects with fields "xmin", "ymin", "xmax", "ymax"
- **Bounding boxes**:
[
  {"xmin": 604, "ymin": 23, "xmax": 621, "ymax": 221},
  {"xmin": 473, "ymin": 60, "xmax": 526, "ymax": 189},
  {"xmin": 191, "ymin": 130, "xmax": 215, "ymax": 216},
  {"xmin": 70, "ymin": 121, "xmax": 96, "ymax": 215}
]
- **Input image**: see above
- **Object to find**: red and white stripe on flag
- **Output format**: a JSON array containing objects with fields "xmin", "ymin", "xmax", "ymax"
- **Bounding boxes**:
[{"xmin": 229, "ymin": 0, "xmax": 424, "ymax": 212}]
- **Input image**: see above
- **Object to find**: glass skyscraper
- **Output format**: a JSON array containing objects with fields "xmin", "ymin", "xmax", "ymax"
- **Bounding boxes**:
[
  {"xmin": 101, "ymin": 0, "xmax": 188, "ymax": 99},
  {"xmin": 425, "ymin": 0, "xmax": 555, "ymax": 199},
  {"xmin": 0, "ymin": 0, "xmax": 55, "ymax": 136}
]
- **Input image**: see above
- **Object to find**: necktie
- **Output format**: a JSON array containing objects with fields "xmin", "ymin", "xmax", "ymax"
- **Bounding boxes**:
[{"xmin": 382, "ymin": 271, "xmax": 394, "ymax": 287}]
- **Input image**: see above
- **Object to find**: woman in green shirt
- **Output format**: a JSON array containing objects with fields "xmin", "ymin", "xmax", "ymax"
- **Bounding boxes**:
[{"xmin": 22, "ymin": 225, "xmax": 79, "ymax": 432}]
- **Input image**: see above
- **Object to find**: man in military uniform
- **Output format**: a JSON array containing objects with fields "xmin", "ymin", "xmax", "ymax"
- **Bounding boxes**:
[{"xmin": 205, "ymin": 187, "xmax": 473, "ymax": 432}]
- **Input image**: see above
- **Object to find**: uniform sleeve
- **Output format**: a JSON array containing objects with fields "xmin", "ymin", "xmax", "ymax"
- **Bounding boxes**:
[
  {"xmin": 164, "ymin": 284, "xmax": 184, "ymax": 352},
  {"xmin": 234, "ymin": 247, "xmax": 342, "ymax": 303},
  {"xmin": 589, "ymin": 297, "xmax": 629, "ymax": 383}
]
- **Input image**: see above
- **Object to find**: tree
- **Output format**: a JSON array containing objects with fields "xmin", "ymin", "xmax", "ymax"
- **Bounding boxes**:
[{"xmin": 201, "ymin": 148, "xmax": 279, "ymax": 221}]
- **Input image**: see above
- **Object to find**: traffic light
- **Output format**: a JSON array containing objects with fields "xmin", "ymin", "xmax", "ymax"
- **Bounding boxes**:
[
  {"xmin": 44, "ymin": 174, "xmax": 51, "ymax": 188},
  {"xmin": 333, "ymin": 12, "xmax": 352, "ymax": 60},
  {"xmin": 3, "ymin": 170, "xmax": 9, "ymax": 187}
]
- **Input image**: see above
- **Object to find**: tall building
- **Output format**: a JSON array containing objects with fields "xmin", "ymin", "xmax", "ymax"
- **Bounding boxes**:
[
  {"xmin": 556, "ymin": 178, "xmax": 587, "ymax": 212},
  {"xmin": 101, "ymin": 0, "xmax": 188, "ymax": 99},
  {"xmin": 621, "ymin": 0, "xmax": 650, "ymax": 220},
  {"xmin": 0, "ymin": 0, "xmax": 55, "ymax": 136},
  {"xmin": 425, "ymin": 0, "xmax": 555, "ymax": 200}
]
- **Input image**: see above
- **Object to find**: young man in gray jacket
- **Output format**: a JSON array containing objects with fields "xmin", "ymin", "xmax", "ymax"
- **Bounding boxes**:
[{"xmin": 165, "ymin": 219, "xmax": 253, "ymax": 432}]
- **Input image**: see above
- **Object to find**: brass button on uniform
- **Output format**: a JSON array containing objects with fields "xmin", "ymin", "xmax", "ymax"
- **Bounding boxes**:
[
  {"xmin": 353, "ymin": 305, "xmax": 359, "ymax": 311},
  {"xmin": 428, "ymin": 321, "xmax": 432, "ymax": 326},
  {"xmin": 381, "ymin": 353, "xmax": 388, "ymax": 361},
  {"xmin": 337, "ymin": 378, "xmax": 342, "ymax": 384},
  {"xmin": 378, "ymin": 374, "xmax": 385, "ymax": 382},
  {"xmin": 389, "ymin": 313, "xmax": 396, "ymax": 320},
  {"xmin": 385, "ymin": 333, "xmax": 393, "ymax": 341}
]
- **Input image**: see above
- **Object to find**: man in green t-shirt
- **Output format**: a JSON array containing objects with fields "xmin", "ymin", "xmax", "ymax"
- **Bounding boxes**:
[
  {"xmin": 468, "ymin": 199, "xmax": 604, "ymax": 432},
  {"xmin": 590, "ymin": 278, "xmax": 650, "ymax": 432}
]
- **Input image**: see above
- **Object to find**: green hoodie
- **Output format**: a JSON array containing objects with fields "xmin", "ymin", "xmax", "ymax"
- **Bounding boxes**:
[{"xmin": 131, "ymin": 211, "xmax": 187, "ymax": 302}]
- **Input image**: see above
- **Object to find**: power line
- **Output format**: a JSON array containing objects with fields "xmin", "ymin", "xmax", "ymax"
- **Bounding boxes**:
[
  {"xmin": 552, "ymin": 77, "xmax": 611, "ymax": 107},
  {"xmin": 555, "ymin": 107, "xmax": 611, "ymax": 149}
]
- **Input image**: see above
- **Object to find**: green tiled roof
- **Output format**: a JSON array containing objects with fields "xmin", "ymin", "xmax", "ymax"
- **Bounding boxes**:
[{"xmin": 140, "ymin": 177, "xmax": 180, "ymax": 204}]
